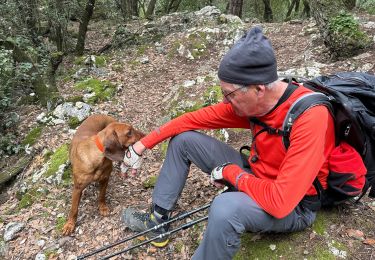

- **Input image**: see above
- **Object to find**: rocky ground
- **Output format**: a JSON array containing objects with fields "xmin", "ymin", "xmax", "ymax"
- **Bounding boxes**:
[{"xmin": 1, "ymin": 7, "xmax": 375, "ymax": 260}]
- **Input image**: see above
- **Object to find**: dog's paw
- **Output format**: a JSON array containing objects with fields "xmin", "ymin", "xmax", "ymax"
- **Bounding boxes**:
[
  {"xmin": 62, "ymin": 221, "xmax": 75, "ymax": 236},
  {"xmin": 99, "ymin": 204, "xmax": 110, "ymax": 216}
]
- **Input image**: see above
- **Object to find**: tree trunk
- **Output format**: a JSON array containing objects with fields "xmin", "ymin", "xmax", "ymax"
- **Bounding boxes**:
[
  {"xmin": 15, "ymin": 0, "xmax": 41, "ymax": 45},
  {"xmin": 76, "ymin": 0, "xmax": 95, "ymax": 55},
  {"xmin": 262, "ymin": 0, "xmax": 273, "ymax": 22},
  {"xmin": 302, "ymin": 0, "xmax": 310, "ymax": 18},
  {"xmin": 167, "ymin": 0, "xmax": 183, "ymax": 13},
  {"xmin": 228, "ymin": 0, "xmax": 244, "ymax": 18},
  {"xmin": 286, "ymin": 0, "xmax": 298, "ymax": 20},
  {"xmin": 48, "ymin": 0, "xmax": 68, "ymax": 52},
  {"xmin": 126, "ymin": 0, "xmax": 138, "ymax": 17},
  {"xmin": 146, "ymin": 0, "xmax": 157, "ymax": 18},
  {"xmin": 342, "ymin": 0, "xmax": 356, "ymax": 10}
]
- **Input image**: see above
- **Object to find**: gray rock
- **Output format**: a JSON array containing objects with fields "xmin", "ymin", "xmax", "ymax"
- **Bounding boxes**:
[
  {"xmin": 194, "ymin": 6, "xmax": 221, "ymax": 17},
  {"xmin": 35, "ymin": 253, "xmax": 46, "ymax": 260},
  {"xmin": 53, "ymin": 102, "xmax": 91, "ymax": 122},
  {"xmin": 4, "ymin": 222, "xmax": 25, "ymax": 242}
]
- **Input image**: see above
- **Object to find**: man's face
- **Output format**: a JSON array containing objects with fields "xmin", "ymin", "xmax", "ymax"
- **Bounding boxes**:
[{"xmin": 220, "ymin": 81, "xmax": 261, "ymax": 117}]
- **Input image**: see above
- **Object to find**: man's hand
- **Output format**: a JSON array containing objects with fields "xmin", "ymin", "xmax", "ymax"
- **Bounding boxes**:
[
  {"xmin": 121, "ymin": 142, "xmax": 145, "ymax": 177},
  {"xmin": 210, "ymin": 163, "xmax": 232, "ymax": 188}
]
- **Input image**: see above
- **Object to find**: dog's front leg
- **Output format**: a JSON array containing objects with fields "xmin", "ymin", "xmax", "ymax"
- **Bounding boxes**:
[
  {"xmin": 98, "ymin": 177, "xmax": 110, "ymax": 216},
  {"xmin": 62, "ymin": 183, "xmax": 86, "ymax": 235}
]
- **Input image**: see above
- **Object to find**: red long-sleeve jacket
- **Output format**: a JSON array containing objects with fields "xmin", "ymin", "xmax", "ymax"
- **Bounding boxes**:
[{"xmin": 140, "ymin": 84, "xmax": 335, "ymax": 218}]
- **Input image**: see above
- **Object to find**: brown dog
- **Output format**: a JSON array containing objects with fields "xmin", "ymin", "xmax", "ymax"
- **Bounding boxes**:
[{"xmin": 62, "ymin": 114, "xmax": 144, "ymax": 235}]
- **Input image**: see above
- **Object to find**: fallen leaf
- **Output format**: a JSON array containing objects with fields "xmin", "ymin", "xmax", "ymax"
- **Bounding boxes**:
[
  {"xmin": 346, "ymin": 229, "xmax": 364, "ymax": 240},
  {"xmin": 363, "ymin": 238, "xmax": 375, "ymax": 245}
]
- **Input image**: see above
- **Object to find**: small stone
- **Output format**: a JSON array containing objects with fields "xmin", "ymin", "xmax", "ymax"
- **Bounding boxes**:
[
  {"xmin": 35, "ymin": 253, "xmax": 46, "ymax": 260},
  {"xmin": 37, "ymin": 240, "xmax": 46, "ymax": 247},
  {"xmin": 183, "ymin": 80, "xmax": 195, "ymax": 88},
  {"xmin": 303, "ymin": 250, "xmax": 309, "ymax": 255},
  {"xmin": 4, "ymin": 222, "xmax": 25, "ymax": 242}
]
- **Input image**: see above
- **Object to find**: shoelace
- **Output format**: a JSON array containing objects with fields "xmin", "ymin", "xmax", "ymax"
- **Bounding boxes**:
[{"xmin": 132, "ymin": 212, "xmax": 150, "ymax": 222}]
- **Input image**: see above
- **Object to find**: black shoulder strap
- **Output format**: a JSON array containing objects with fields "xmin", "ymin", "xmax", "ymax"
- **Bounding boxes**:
[{"xmin": 282, "ymin": 92, "xmax": 333, "ymax": 149}]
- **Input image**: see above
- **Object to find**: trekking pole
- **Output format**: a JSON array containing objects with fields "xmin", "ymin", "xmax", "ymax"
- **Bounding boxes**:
[
  {"xmin": 77, "ymin": 203, "xmax": 210, "ymax": 260},
  {"xmin": 101, "ymin": 215, "xmax": 209, "ymax": 260}
]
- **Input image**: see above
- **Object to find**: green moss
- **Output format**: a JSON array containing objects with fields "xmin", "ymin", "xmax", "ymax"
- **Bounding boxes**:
[
  {"xmin": 309, "ymin": 249, "xmax": 336, "ymax": 260},
  {"xmin": 61, "ymin": 166, "xmax": 72, "ymax": 187},
  {"xmin": 203, "ymin": 85, "xmax": 223, "ymax": 106},
  {"xmin": 65, "ymin": 95, "xmax": 84, "ymax": 103},
  {"xmin": 175, "ymin": 241, "xmax": 184, "ymax": 253},
  {"xmin": 43, "ymin": 149, "xmax": 54, "ymax": 162},
  {"xmin": 168, "ymin": 41, "xmax": 182, "ymax": 59},
  {"xmin": 74, "ymin": 56, "xmax": 85, "ymax": 65},
  {"xmin": 170, "ymin": 100, "xmax": 203, "ymax": 119},
  {"xmin": 312, "ymin": 211, "xmax": 327, "ymax": 235},
  {"xmin": 204, "ymin": 75, "xmax": 214, "ymax": 82},
  {"xmin": 68, "ymin": 116, "xmax": 81, "ymax": 129},
  {"xmin": 137, "ymin": 45, "xmax": 148, "ymax": 55},
  {"xmin": 94, "ymin": 56, "xmax": 106, "ymax": 67},
  {"xmin": 143, "ymin": 175, "xmax": 158, "ymax": 188},
  {"xmin": 111, "ymin": 62, "xmax": 124, "ymax": 72},
  {"xmin": 18, "ymin": 188, "xmax": 42, "ymax": 209},
  {"xmin": 235, "ymin": 233, "xmax": 304, "ymax": 260},
  {"xmin": 186, "ymin": 32, "xmax": 208, "ymax": 59},
  {"xmin": 128, "ymin": 59, "xmax": 141, "ymax": 70},
  {"xmin": 21, "ymin": 126, "xmax": 43, "ymax": 146},
  {"xmin": 51, "ymin": 51, "xmax": 63, "ymax": 59},
  {"xmin": 160, "ymin": 141, "xmax": 169, "ymax": 157},
  {"xmin": 44, "ymin": 144, "xmax": 69, "ymax": 177},
  {"xmin": 331, "ymin": 240, "xmax": 345, "ymax": 250},
  {"xmin": 74, "ymin": 78, "xmax": 116, "ymax": 104},
  {"xmin": 56, "ymin": 216, "xmax": 66, "ymax": 232},
  {"xmin": 45, "ymin": 249, "xmax": 58, "ymax": 258}
]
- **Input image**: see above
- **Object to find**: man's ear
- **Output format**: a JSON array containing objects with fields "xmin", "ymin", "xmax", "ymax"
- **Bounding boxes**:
[
  {"xmin": 256, "ymin": 85, "xmax": 265, "ymax": 97},
  {"xmin": 103, "ymin": 131, "xmax": 126, "ymax": 161}
]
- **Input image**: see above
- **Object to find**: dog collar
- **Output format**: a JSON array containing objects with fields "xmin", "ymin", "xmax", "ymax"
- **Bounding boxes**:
[{"xmin": 94, "ymin": 135, "xmax": 105, "ymax": 153}]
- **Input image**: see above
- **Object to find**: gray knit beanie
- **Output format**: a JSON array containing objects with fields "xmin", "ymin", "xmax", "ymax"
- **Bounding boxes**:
[{"xmin": 218, "ymin": 27, "xmax": 278, "ymax": 85}]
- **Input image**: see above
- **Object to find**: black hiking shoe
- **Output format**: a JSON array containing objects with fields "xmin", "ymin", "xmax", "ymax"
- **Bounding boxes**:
[{"xmin": 121, "ymin": 207, "xmax": 170, "ymax": 247}]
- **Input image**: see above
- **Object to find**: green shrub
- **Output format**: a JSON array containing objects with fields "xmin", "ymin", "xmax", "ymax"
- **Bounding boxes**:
[
  {"xmin": 328, "ymin": 12, "xmax": 372, "ymax": 56},
  {"xmin": 0, "ymin": 132, "xmax": 22, "ymax": 156}
]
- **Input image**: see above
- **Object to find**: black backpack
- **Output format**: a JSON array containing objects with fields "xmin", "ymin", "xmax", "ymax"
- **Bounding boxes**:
[{"xmin": 251, "ymin": 72, "xmax": 375, "ymax": 206}]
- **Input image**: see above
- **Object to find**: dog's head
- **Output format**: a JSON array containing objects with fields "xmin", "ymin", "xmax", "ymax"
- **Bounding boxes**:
[{"xmin": 100, "ymin": 122, "xmax": 145, "ymax": 161}]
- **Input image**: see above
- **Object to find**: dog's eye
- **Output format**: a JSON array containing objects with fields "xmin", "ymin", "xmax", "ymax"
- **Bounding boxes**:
[{"xmin": 127, "ymin": 129, "xmax": 132, "ymax": 137}]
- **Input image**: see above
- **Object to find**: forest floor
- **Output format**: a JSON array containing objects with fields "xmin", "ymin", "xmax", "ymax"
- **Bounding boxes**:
[{"xmin": 1, "ymin": 9, "xmax": 375, "ymax": 260}]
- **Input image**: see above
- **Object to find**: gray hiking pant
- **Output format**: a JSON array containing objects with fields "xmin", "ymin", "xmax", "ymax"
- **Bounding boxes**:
[{"xmin": 152, "ymin": 131, "xmax": 316, "ymax": 260}]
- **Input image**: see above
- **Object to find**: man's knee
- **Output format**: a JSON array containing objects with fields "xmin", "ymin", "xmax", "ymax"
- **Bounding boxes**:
[{"xmin": 209, "ymin": 194, "xmax": 246, "ymax": 234}]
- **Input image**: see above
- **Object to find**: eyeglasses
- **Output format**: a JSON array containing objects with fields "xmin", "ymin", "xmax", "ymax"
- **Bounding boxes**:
[{"xmin": 221, "ymin": 85, "xmax": 248, "ymax": 101}]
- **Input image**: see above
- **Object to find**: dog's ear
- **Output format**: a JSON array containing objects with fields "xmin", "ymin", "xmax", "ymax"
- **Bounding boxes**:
[{"xmin": 103, "ymin": 130, "xmax": 125, "ymax": 161}]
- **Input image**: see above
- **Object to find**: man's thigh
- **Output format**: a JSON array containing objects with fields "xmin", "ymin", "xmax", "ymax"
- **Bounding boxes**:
[{"xmin": 169, "ymin": 131, "xmax": 250, "ymax": 173}]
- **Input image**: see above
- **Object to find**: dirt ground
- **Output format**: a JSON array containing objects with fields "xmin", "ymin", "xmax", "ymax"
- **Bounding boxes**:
[{"xmin": 1, "ymin": 10, "xmax": 375, "ymax": 260}]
